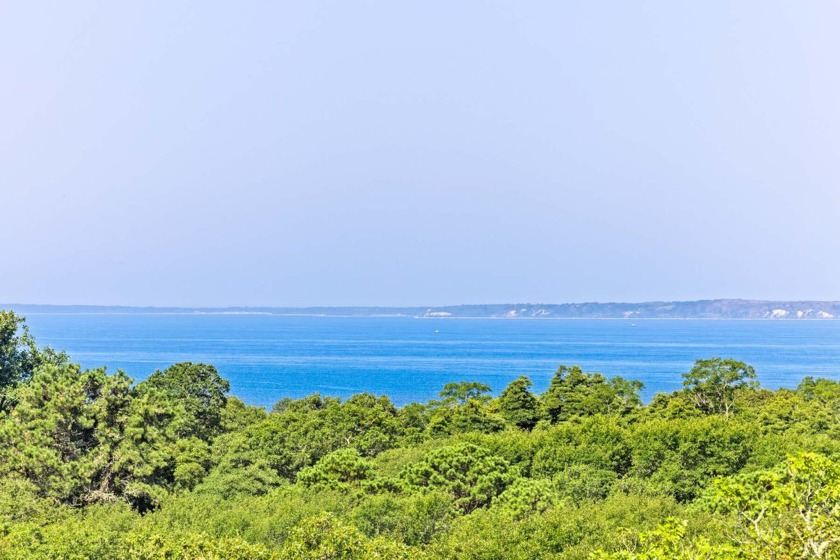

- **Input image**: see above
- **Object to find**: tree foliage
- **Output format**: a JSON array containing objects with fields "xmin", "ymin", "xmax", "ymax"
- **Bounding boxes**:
[
  {"xmin": 140, "ymin": 362, "xmax": 230, "ymax": 441},
  {"xmin": 498, "ymin": 376, "xmax": 540, "ymax": 430},
  {"xmin": 543, "ymin": 365, "xmax": 643, "ymax": 422},
  {"xmin": 0, "ymin": 311, "xmax": 66, "ymax": 410},
  {"xmin": 682, "ymin": 357, "xmax": 759, "ymax": 417},
  {"xmin": 399, "ymin": 443, "xmax": 515, "ymax": 514},
  {"xmin": 297, "ymin": 448, "xmax": 374, "ymax": 489}
]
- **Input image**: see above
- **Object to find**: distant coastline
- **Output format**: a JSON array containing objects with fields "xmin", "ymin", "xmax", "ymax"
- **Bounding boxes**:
[{"xmin": 4, "ymin": 299, "xmax": 839, "ymax": 320}]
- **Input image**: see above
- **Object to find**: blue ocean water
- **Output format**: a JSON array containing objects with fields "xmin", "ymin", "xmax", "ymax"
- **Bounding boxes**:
[{"xmin": 21, "ymin": 314, "xmax": 840, "ymax": 408}]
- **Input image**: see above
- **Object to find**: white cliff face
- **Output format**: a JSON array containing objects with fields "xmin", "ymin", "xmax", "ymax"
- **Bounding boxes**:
[
  {"xmin": 766, "ymin": 308, "xmax": 835, "ymax": 319},
  {"xmin": 502, "ymin": 308, "xmax": 568, "ymax": 318}
]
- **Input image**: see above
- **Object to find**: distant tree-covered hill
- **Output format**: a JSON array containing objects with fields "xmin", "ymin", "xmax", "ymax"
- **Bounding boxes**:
[{"xmin": 4, "ymin": 299, "xmax": 840, "ymax": 319}]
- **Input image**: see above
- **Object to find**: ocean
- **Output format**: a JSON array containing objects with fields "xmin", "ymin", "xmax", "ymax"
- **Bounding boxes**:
[{"xmin": 22, "ymin": 314, "xmax": 840, "ymax": 408}]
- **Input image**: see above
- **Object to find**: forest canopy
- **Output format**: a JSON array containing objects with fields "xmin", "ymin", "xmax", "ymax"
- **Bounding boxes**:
[{"xmin": 2, "ymin": 310, "xmax": 840, "ymax": 559}]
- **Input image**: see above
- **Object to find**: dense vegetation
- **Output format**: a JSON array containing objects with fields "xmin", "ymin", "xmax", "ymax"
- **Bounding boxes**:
[{"xmin": 2, "ymin": 310, "xmax": 840, "ymax": 558}]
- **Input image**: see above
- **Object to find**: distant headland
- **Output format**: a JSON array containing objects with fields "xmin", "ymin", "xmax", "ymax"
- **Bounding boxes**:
[{"xmin": 4, "ymin": 300, "xmax": 839, "ymax": 319}]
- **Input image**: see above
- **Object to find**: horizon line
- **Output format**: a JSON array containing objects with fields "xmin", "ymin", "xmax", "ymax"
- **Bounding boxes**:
[{"xmin": 5, "ymin": 298, "xmax": 840, "ymax": 310}]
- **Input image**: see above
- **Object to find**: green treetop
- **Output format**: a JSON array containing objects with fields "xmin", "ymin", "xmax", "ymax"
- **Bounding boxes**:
[
  {"xmin": 682, "ymin": 357, "xmax": 759, "ymax": 417},
  {"xmin": 497, "ymin": 376, "xmax": 540, "ymax": 430},
  {"xmin": 542, "ymin": 365, "xmax": 643, "ymax": 423}
]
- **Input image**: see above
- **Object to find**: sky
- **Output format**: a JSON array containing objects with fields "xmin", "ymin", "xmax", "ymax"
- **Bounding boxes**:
[{"xmin": 2, "ymin": 2, "xmax": 839, "ymax": 307}]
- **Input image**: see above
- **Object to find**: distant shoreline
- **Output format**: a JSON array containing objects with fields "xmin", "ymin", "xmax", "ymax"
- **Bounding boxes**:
[
  {"xmin": 4, "ymin": 299, "xmax": 839, "ymax": 320},
  {"xmin": 6, "ymin": 312, "xmax": 840, "ymax": 322}
]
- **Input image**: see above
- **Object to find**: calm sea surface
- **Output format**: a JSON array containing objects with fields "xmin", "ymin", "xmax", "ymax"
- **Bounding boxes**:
[{"xmin": 22, "ymin": 314, "xmax": 840, "ymax": 407}]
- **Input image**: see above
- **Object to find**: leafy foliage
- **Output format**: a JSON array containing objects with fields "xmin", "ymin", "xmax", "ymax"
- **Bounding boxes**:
[
  {"xmin": 498, "ymin": 376, "xmax": 540, "ymax": 430},
  {"xmin": 543, "ymin": 365, "xmax": 643, "ymax": 422},
  {"xmin": 0, "ymin": 311, "xmax": 66, "ymax": 409},
  {"xmin": 140, "ymin": 362, "xmax": 230, "ymax": 441},
  {"xmin": 682, "ymin": 357, "xmax": 759, "ymax": 417},
  {"xmin": 399, "ymin": 443, "xmax": 516, "ymax": 514},
  {"xmin": 297, "ymin": 448, "xmax": 374, "ymax": 489}
]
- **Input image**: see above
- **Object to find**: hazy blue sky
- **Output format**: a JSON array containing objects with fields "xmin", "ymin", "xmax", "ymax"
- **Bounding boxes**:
[{"xmin": 2, "ymin": 2, "xmax": 839, "ymax": 307}]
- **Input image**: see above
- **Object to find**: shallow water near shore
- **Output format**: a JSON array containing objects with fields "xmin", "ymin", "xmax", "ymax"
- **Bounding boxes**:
[{"xmin": 22, "ymin": 314, "xmax": 840, "ymax": 407}]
